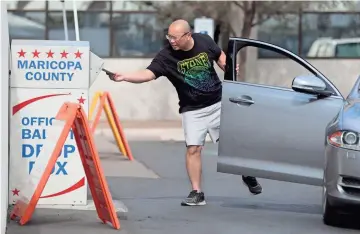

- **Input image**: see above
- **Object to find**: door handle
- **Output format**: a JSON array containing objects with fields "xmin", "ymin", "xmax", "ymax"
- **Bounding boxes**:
[{"xmin": 229, "ymin": 96, "xmax": 255, "ymax": 105}]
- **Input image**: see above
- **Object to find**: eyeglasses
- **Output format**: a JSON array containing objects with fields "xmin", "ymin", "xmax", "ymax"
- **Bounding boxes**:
[{"xmin": 165, "ymin": 32, "xmax": 189, "ymax": 41}]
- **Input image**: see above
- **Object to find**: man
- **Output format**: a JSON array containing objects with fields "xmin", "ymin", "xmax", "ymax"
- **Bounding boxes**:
[{"xmin": 112, "ymin": 19, "xmax": 262, "ymax": 206}]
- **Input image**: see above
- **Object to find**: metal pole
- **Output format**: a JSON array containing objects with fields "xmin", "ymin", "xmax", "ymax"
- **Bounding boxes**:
[
  {"xmin": 72, "ymin": 0, "xmax": 80, "ymax": 41},
  {"xmin": 61, "ymin": 0, "xmax": 68, "ymax": 40}
]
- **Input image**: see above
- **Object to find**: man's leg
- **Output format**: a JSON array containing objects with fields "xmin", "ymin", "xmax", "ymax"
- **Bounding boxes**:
[
  {"xmin": 186, "ymin": 145, "xmax": 202, "ymax": 192},
  {"xmin": 181, "ymin": 110, "xmax": 208, "ymax": 206},
  {"xmin": 208, "ymin": 102, "xmax": 263, "ymax": 195},
  {"xmin": 181, "ymin": 144, "xmax": 207, "ymax": 206}
]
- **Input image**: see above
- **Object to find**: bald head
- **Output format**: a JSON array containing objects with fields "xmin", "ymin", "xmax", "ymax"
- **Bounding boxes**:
[
  {"xmin": 169, "ymin": 19, "xmax": 191, "ymax": 33},
  {"xmin": 166, "ymin": 19, "xmax": 193, "ymax": 51}
]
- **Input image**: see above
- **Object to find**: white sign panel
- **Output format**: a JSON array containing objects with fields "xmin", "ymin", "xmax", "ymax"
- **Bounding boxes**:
[
  {"xmin": 10, "ymin": 40, "xmax": 90, "ymax": 89},
  {"xmin": 89, "ymin": 52, "xmax": 104, "ymax": 87},
  {"xmin": 9, "ymin": 88, "xmax": 89, "ymax": 205},
  {"xmin": 194, "ymin": 18, "xmax": 215, "ymax": 39},
  {"xmin": 12, "ymin": 118, "xmax": 68, "ymax": 208}
]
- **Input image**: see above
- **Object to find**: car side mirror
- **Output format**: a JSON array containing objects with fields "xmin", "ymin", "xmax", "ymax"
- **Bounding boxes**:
[{"xmin": 292, "ymin": 75, "xmax": 333, "ymax": 97}]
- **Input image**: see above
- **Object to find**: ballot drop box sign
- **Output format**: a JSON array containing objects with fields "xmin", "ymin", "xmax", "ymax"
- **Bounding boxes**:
[
  {"xmin": 9, "ymin": 40, "xmax": 90, "ymax": 205},
  {"xmin": 10, "ymin": 40, "xmax": 89, "ymax": 89}
]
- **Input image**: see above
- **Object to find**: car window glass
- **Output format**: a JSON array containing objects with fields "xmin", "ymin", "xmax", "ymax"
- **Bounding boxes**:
[
  {"xmin": 335, "ymin": 42, "xmax": 360, "ymax": 58},
  {"xmin": 236, "ymin": 47, "xmax": 314, "ymax": 89}
]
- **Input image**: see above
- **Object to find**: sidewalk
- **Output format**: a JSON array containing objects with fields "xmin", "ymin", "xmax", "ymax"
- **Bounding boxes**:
[
  {"xmin": 6, "ymin": 135, "xmax": 160, "ymax": 234},
  {"xmin": 95, "ymin": 120, "xmax": 212, "ymax": 142}
]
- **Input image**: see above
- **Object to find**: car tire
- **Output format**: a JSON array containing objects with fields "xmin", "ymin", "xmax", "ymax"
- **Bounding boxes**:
[
  {"xmin": 323, "ymin": 198, "xmax": 340, "ymax": 226},
  {"xmin": 322, "ymin": 187, "xmax": 342, "ymax": 226}
]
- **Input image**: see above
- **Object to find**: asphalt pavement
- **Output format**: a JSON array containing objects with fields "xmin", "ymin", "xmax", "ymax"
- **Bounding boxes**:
[{"xmin": 7, "ymin": 136, "xmax": 360, "ymax": 234}]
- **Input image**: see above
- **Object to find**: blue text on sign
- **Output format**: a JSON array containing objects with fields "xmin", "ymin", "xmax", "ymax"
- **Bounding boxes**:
[
  {"xmin": 21, "ymin": 129, "xmax": 74, "ymax": 140},
  {"xmin": 28, "ymin": 161, "xmax": 68, "ymax": 175},
  {"xmin": 22, "ymin": 117, "xmax": 55, "ymax": 126},
  {"xmin": 25, "ymin": 72, "xmax": 74, "ymax": 81},
  {"xmin": 22, "ymin": 144, "xmax": 75, "ymax": 158},
  {"xmin": 17, "ymin": 60, "xmax": 82, "ymax": 82},
  {"xmin": 18, "ymin": 60, "xmax": 82, "ymax": 70},
  {"xmin": 23, "ymin": 144, "xmax": 75, "ymax": 175},
  {"xmin": 21, "ymin": 116, "xmax": 76, "ymax": 175}
]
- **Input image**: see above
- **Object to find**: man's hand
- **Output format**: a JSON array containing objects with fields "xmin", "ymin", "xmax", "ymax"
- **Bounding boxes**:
[
  {"xmin": 109, "ymin": 69, "xmax": 156, "ymax": 83},
  {"xmin": 217, "ymin": 51, "xmax": 240, "ymax": 75},
  {"xmin": 113, "ymin": 73, "xmax": 126, "ymax": 82}
]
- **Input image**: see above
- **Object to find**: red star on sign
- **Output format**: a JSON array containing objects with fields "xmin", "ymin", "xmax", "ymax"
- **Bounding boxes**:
[
  {"xmin": 78, "ymin": 96, "xmax": 86, "ymax": 104},
  {"xmin": 46, "ymin": 49, "xmax": 54, "ymax": 58},
  {"xmin": 74, "ymin": 50, "xmax": 83, "ymax": 59},
  {"xmin": 60, "ymin": 50, "xmax": 68, "ymax": 59},
  {"xmin": 32, "ymin": 49, "xmax": 40, "ymax": 58},
  {"xmin": 17, "ymin": 49, "xmax": 26, "ymax": 58},
  {"xmin": 12, "ymin": 188, "xmax": 20, "ymax": 196}
]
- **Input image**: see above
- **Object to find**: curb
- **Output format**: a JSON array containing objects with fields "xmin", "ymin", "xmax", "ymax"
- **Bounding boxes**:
[{"xmin": 36, "ymin": 199, "xmax": 128, "ymax": 213}]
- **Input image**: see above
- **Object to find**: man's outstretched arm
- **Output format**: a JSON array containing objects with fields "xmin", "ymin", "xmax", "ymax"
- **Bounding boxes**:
[{"xmin": 113, "ymin": 69, "xmax": 156, "ymax": 83}]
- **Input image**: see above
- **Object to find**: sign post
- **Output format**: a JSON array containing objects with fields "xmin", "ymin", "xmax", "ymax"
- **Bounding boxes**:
[{"xmin": 9, "ymin": 39, "xmax": 103, "ymax": 206}]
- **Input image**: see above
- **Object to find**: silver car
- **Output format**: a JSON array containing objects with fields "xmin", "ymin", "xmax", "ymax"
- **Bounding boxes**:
[{"xmin": 217, "ymin": 37, "xmax": 360, "ymax": 227}]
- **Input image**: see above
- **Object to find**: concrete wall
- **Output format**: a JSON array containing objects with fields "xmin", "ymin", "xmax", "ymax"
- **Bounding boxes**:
[
  {"xmin": 89, "ymin": 59, "xmax": 185, "ymax": 121},
  {"xmin": 0, "ymin": 2, "xmax": 9, "ymax": 234},
  {"xmin": 90, "ymin": 58, "xmax": 359, "ymax": 121},
  {"xmin": 89, "ymin": 58, "xmax": 225, "ymax": 121}
]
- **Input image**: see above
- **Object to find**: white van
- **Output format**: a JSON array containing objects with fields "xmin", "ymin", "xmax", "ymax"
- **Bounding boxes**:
[{"xmin": 307, "ymin": 37, "xmax": 360, "ymax": 58}]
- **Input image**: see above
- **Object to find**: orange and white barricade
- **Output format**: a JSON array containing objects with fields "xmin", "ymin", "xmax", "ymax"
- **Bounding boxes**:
[
  {"xmin": 89, "ymin": 91, "xmax": 133, "ymax": 161},
  {"xmin": 10, "ymin": 102, "xmax": 120, "ymax": 229}
]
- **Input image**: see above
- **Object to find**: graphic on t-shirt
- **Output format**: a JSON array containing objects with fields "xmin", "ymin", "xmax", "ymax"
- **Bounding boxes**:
[{"xmin": 177, "ymin": 52, "xmax": 218, "ymax": 92}]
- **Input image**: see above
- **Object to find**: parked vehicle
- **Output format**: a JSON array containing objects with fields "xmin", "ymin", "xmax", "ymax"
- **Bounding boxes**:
[
  {"xmin": 307, "ymin": 37, "xmax": 360, "ymax": 58},
  {"xmin": 217, "ymin": 37, "xmax": 360, "ymax": 227}
]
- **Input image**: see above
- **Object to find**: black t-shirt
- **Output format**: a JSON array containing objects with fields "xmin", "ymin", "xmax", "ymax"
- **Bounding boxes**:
[{"xmin": 147, "ymin": 33, "xmax": 222, "ymax": 113}]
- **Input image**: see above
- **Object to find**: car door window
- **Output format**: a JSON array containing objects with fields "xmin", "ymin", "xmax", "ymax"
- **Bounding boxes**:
[
  {"xmin": 239, "ymin": 47, "xmax": 316, "ymax": 89},
  {"xmin": 335, "ymin": 42, "xmax": 360, "ymax": 58},
  {"xmin": 226, "ymin": 39, "xmax": 342, "ymax": 97}
]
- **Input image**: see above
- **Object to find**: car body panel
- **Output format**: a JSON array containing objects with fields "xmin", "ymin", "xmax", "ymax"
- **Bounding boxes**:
[
  {"xmin": 324, "ymin": 77, "xmax": 360, "ymax": 208},
  {"xmin": 217, "ymin": 37, "xmax": 360, "ymax": 222},
  {"xmin": 218, "ymin": 81, "xmax": 344, "ymax": 186},
  {"xmin": 217, "ymin": 37, "xmax": 346, "ymax": 186},
  {"xmin": 325, "ymin": 144, "xmax": 360, "ymax": 208}
]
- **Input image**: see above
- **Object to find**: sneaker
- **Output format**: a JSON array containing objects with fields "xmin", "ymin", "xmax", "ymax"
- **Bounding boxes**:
[
  {"xmin": 242, "ymin": 176, "xmax": 262, "ymax": 195},
  {"xmin": 181, "ymin": 190, "xmax": 206, "ymax": 206}
]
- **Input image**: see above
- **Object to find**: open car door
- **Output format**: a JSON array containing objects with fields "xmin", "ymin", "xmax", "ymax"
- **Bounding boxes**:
[{"xmin": 217, "ymin": 38, "xmax": 345, "ymax": 186}]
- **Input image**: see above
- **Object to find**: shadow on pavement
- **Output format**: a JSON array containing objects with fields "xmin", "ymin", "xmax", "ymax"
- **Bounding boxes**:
[{"xmin": 221, "ymin": 200, "xmax": 322, "ymax": 215}]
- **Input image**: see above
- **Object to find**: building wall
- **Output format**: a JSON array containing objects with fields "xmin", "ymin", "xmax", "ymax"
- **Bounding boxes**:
[
  {"xmin": 0, "ymin": 2, "xmax": 9, "ymax": 234},
  {"xmin": 92, "ymin": 58, "xmax": 359, "ymax": 121},
  {"xmin": 6, "ymin": 1, "xmax": 360, "ymax": 122}
]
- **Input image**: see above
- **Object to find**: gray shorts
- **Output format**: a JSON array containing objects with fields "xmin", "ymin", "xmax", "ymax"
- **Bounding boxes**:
[{"xmin": 181, "ymin": 101, "xmax": 221, "ymax": 146}]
